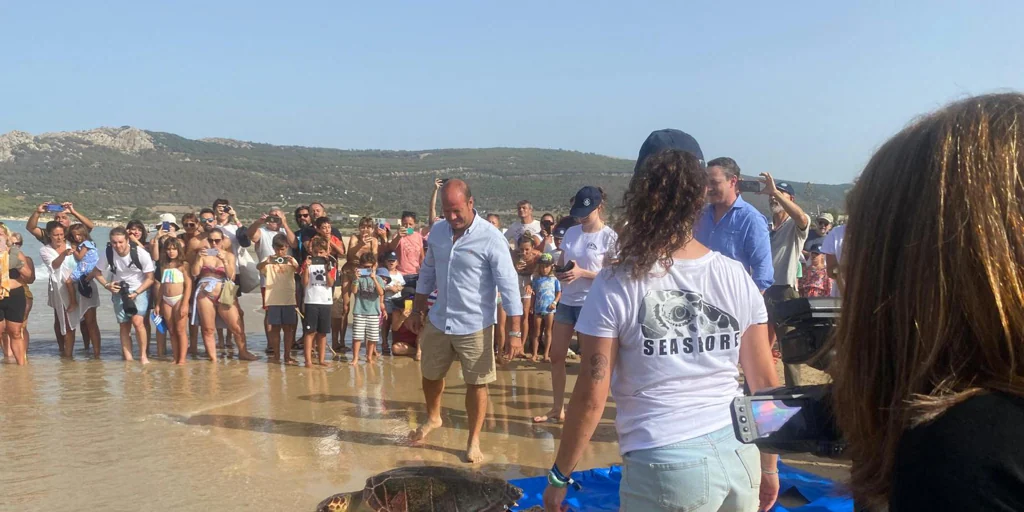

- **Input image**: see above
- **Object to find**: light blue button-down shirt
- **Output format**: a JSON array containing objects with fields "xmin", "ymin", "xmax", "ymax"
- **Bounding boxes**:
[
  {"xmin": 417, "ymin": 211, "xmax": 523, "ymax": 335},
  {"xmin": 693, "ymin": 195, "xmax": 774, "ymax": 291}
]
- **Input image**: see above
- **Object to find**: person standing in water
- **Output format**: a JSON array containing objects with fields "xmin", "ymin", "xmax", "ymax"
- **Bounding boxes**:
[
  {"xmin": 533, "ymin": 186, "xmax": 618, "ymax": 424},
  {"xmin": 404, "ymin": 179, "xmax": 524, "ymax": 463},
  {"xmin": 88, "ymin": 228, "xmax": 157, "ymax": 364},
  {"xmin": 154, "ymin": 237, "xmax": 193, "ymax": 365}
]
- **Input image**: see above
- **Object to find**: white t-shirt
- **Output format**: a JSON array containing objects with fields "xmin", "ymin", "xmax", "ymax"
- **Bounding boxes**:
[
  {"xmin": 255, "ymin": 227, "xmax": 286, "ymax": 286},
  {"xmin": 819, "ymin": 225, "xmax": 845, "ymax": 297},
  {"xmin": 770, "ymin": 214, "xmax": 810, "ymax": 288},
  {"xmin": 385, "ymin": 271, "xmax": 406, "ymax": 301},
  {"xmin": 576, "ymin": 251, "xmax": 768, "ymax": 454},
  {"xmin": 303, "ymin": 260, "xmax": 334, "ymax": 305},
  {"xmin": 558, "ymin": 225, "xmax": 618, "ymax": 307},
  {"xmin": 96, "ymin": 244, "xmax": 156, "ymax": 292},
  {"xmin": 505, "ymin": 220, "xmax": 542, "ymax": 247}
]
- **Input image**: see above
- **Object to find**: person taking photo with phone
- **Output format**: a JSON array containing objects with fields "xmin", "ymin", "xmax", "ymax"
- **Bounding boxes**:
[
  {"xmin": 384, "ymin": 211, "xmax": 425, "ymax": 288},
  {"xmin": 542, "ymin": 148, "xmax": 779, "ymax": 512},
  {"xmin": 532, "ymin": 186, "xmax": 617, "ymax": 424},
  {"xmin": 27, "ymin": 201, "xmax": 96, "ymax": 244},
  {"xmin": 257, "ymin": 234, "xmax": 300, "ymax": 363},
  {"xmin": 247, "ymin": 208, "xmax": 297, "ymax": 353}
]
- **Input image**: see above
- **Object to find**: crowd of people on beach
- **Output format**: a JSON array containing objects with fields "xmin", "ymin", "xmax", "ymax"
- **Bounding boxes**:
[{"xmin": 6, "ymin": 93, "xmax": 1024, "ymax": 511}]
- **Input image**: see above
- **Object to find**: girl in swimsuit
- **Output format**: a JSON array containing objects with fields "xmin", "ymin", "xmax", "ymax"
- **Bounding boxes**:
[
  {"xmin": 190, "ymin": 232, "xmax": 256, "ymax": 362},
  {"xmin": 335, "ymin": 216, "xmax": 378, "ymax": 350},
  {"xmin": 155, "ymin": 237, "xmax": 192, "ymax": 365}
]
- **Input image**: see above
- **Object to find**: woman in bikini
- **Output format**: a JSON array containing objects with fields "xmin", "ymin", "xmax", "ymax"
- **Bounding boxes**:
[
  {"xmin": 156, "ymin": 237, "xmax": 192, "ymax": 365},
  {"xmin": 0, "ymin": 225, "xmax": 34, "ymax": 365},
  {"xmin": 334, "ymin": 216, "xmax": 378, "ymax": 351},
  {"xmin": 190, "ymin": 232, "xmax": 256, "ymax": 362}
]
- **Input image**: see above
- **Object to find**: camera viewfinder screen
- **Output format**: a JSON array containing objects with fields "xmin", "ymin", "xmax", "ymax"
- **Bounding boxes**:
[{"xmin": 751, "ymin": 400, "xmax": 806, "ymax": 437}]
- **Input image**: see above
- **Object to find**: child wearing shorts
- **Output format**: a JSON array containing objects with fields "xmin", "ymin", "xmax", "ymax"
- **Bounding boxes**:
[
  {"xmin": 258, "ymin": 234, "xmax": 299, "ymax": 363},
  {"xmin": 349, "ymin": 252, "xmax": 386, "ymax": 365},
  {"xmin": 300, "ymin": 236, "xmax": 336, "ymax": 366}
]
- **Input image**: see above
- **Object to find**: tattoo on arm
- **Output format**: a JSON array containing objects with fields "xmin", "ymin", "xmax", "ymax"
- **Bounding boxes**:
[{"xmin": 589, "ymin": 354, "xmax": 609, "ymax": 381}]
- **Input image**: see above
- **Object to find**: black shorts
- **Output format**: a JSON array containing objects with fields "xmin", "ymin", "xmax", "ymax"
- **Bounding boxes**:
[
  {"xmin": 303, "ymin": 304, "xmax": 332, "ymax": 335},
  {"xmin": 0, "ymin": 287, "xmax": 27, "ymax": 323}
]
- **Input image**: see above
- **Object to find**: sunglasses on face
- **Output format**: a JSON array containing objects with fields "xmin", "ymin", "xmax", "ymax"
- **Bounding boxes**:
[
  {"xmin": 297, "ymin": 213, "xmax": 310, "ymax": 218},
  {"xmin": 184, "ymin": 223, "xmax": 197, "ymax": 228},
  {"xmin": 209, "ymin": 238, "xmax": 223, "ymax": 243},
  {"xmin": 200, "ymin": 218, "xmax": 215, "ymax": 224},
  {"xmin": 818, "ymin": 221, "xmax": 830, "ymax": 227}
]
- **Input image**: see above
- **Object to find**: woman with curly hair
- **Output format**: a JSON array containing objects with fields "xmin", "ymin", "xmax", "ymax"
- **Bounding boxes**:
[
  {"xmin": 532, "ymin": 185, "xmax": 618, "ymax": 424},
  {"xmin": 542, "ymin": 148, "xmax": 780, "ymax": 512}
]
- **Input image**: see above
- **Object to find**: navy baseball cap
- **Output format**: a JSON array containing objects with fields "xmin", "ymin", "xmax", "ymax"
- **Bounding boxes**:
[
  {"xmin": 634, "ymin": 129, "xmax": 705, "ymax": 175},
  {"xmin": 553, "ymin": 226, "xmax": 568, "ymax": 238},
  {"xmin": 776, "ymin": 182, "xmax": 796, "ymax": 197},
  {"xmin": 384, "ymin": 251, "xmax": 398, "ymax": 261},
  {"xmin": 569, "ymin": 186, "xmax": 603, "ymax": 218}
]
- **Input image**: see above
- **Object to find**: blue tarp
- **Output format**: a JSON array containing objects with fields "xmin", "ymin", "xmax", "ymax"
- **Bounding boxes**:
[{"xmin": 510, "ymin": 460, "xmax": 853, "ymax": 511}]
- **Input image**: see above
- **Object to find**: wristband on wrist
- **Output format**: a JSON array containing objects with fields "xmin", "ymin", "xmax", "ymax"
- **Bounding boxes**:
[
  {"xmin": 548, "ymin": 464, "xmax": 582, "ymax": 491},
  {"xmin": 762, "ymin": 468, "xmax": 778, "ymax": 475}
]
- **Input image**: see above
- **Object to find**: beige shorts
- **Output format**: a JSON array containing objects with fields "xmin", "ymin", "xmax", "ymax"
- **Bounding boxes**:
[
  {"xmin": 331, "ymin": 287, "xmax": 346, "ymax": 319},
  {"xmin": 419, "ymin": 321, "xmax": 496, "ymax": 385}
]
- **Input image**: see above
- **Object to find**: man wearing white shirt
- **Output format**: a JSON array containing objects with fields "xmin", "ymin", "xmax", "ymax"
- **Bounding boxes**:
[
  {"xmin": 89, "ymin": 227, "xmax": 156, "ymax": 364},
  {"xmin": 820, "ymin": 224, "xmax": 846, "ymax": 297},
  {"xmin": 405, "ymin": 179, "xmax": 524, "ymax": 463},
  {"xmin": 504, "ymin": 200, "xmax": 542, "ymax": 248}
]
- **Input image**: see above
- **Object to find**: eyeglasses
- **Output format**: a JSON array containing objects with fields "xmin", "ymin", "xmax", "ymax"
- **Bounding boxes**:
[
  {"xmin": 208, "ymin": 238, "xmax": 223, "ymax": 243},
  {"xmin": 200, "ymin": 218, "xmax": 215, "ymax": 224},
  {"xmin": 817, "ymin": 221, "xmax": 830, "ymax": 227},
  {"xmin": 184, "ymin": 223, "xmax": 197, "ymax": 228},
  {"xmin": 297, "ymin": 213, "xmax": 310, "ymax": 218}
]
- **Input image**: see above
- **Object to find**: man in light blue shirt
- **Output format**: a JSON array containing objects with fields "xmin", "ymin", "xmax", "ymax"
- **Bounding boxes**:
[
  {"xmin": 694, "ymin": 157, "xmax": 774, "ymax": 291},
  {"xmin": 406, "ymin": 179, "xmax": 524, "ymax": 463}
]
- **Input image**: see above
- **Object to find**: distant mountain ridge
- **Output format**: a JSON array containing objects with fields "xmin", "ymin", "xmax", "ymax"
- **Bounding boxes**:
[{"xmin": 0, "ymin": 126, "xmax": 851, "ymax": 220}]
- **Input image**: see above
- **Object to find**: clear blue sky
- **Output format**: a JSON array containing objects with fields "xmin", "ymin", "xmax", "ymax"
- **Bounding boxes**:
[{"xmin": 2, "ymin": 1, "xmax": 1021, "ymax": 183}]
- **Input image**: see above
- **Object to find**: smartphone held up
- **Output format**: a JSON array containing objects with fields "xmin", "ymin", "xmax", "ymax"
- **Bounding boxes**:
[{"xmin": 737, "ymin": 180, "xmax": 762, "ymax": 194}]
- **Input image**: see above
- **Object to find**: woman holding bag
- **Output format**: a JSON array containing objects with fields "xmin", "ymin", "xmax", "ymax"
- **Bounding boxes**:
[{"xmin": 191, "ymin": 232, "xmax": 255, "ymax": 361}]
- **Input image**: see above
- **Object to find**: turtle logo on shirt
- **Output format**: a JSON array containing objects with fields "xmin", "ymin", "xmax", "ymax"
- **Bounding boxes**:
[{"xmin": 638, "ymin": 289, "xmax": 741, "ymax": 356}]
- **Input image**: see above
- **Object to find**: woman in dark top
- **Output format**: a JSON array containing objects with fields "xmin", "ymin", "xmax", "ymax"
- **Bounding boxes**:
[{"xmin": 832, "ymin": 93, "xmax": 1024, "ymax": 511}]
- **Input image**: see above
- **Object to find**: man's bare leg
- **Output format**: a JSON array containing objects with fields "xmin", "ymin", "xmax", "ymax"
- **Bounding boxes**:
[
  {"xmin": 132, "ymin": 315, "xmax": 150, "ymax": 364},
  {"xmin": 465, "ymin": 383, "xmax": 488, "ymax": 463},
  {"xmin": 410, "ymin": 377, "xmax": 445, "ymax": 443},
  {"xmin": 120, "ymin": 323, "xmax": 134, "ymax": 361}
]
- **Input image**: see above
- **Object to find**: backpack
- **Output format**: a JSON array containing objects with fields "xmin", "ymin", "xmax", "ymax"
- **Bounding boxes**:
[{"xmin": 106, "ymin": 241, "xmax": 143, "ymax": 275}]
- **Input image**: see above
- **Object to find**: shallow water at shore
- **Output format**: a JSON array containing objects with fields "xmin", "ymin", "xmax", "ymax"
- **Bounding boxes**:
[{"xmin": 1, "ymin": 339, "xmax": 623, "ymax": 511}]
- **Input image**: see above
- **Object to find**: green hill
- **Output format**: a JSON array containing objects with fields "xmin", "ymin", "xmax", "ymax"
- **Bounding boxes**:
[{"xmin": 0, "ymin": 127, "xmax": 850, "ymax": 222}]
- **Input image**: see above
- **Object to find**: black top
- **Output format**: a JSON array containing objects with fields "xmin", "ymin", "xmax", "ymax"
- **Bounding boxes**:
[
  {"xmin": 295, "ymin": 225, "xmax": 344, "ymax": 261},
  {"xmin": 890, "ymin": 392, "xmax": 1024, "ymax": 511}
]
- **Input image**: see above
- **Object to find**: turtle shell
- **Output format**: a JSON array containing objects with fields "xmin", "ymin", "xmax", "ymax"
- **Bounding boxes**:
[
  {"xmin": 361, "ymin": 466, "xmax": 524, "ymax": 512},
  {"xmin": 315, "ymin": 491, "xmax": 363, "ymax": 512}
]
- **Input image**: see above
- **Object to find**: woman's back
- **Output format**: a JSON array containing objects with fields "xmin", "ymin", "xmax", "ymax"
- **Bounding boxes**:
[
  {"xmin": 890, "ymin": 392, "xmax": 1024, "ymax": 511},
  {"xmin": 577, "ymin": 250, "xmax": 766, "ymax": 454}
]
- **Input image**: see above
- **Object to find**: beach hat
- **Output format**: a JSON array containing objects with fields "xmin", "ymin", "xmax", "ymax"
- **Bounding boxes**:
[
  {"xmin": 569, "ymin": 186, "xmax": 603, "ymax": 218},
  {"xmin": 384, "ymin": 251, "xmax": 398, "ymax": 261},
  {"xmin": 634, "ymin": 129, "xmax": 705, "ymax": 175},
  {"xmin": 777, "ymin": 182, "xmax": 796, "ymax": 197},
  {"xmin": 816, "ymin": 212, "xmax": 834, "ymax": 224},
  {"xmin": 156, "ymin": 213, "xmax": 180, "ymax": 230},
  {"xmin": 539, "ymin": 253, "xmax": 554, "ymax": 264}
]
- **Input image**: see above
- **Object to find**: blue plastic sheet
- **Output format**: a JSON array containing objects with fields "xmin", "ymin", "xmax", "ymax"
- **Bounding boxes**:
[{"xmin": 510, "ymin": 461, "xmax": 853, "ymax": 511}]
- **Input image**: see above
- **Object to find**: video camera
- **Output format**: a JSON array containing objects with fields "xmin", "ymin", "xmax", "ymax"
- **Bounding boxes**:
[{"xmin": 731, "ymin": 297, "xmax": 847, "ymax": 459}]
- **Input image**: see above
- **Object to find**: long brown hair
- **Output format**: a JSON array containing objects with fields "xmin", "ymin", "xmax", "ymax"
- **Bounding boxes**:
[
  {"xmin": 612, "ymin": 149, "xmax": 706, "ymax": 279},
  {"xmin": 833, "ymin": 93, "xmax": 1024, "ymax": 507},
  {"xmin": 160, "ymin": 236, "xmax": 186, "ymax": 268}
]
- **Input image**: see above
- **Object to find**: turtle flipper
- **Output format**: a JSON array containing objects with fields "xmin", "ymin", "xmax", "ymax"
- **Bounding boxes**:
[{"xmin": 315, "ymin": 491, "xmax": 363, "ymax": 512}]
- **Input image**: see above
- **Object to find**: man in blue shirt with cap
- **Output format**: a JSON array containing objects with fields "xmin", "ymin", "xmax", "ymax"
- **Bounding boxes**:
[{"xmin": 634, "ymin": 130, "xmax": 774, "ymax": 292}]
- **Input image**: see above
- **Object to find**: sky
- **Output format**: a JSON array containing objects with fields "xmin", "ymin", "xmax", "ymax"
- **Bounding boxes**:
[{"xmin": 2, "ymin": 1, "xmax": 1022, "ymax": 184}]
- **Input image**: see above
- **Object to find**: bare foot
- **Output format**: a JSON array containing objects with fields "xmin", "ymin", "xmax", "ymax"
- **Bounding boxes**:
[
  {"xmin": 532, "ymin": 355, "xmax": 541, "ymax": 363},
  {"xmin": 465, "ymin": 442, "xmax": 485, "ymax": 463},
  {"xmin": 532, "ymin": 410, "xmax": 565, "ymax": 424},
  {"xmin": 268, "ymin": 356, "xmax": 280, "ymax": 363},
  {"xmin": 414, "ymin": 352, "xmax": 421, "ymax": 361},
  {"xmin": 140, "ymin": 357, "xmax": 150, "ymax": 365},
  {"xmin": 238, "ymin": 351, "xmax": 258, "ymax": 361},
  {"xmin": 409, "ymin": 418, "xmax": 442, "ymax": 444},
  {"xmin": 348, "ymin": 358, "xmax": 358, "ymax": 366},
  {"xmin": 284, "ymin": 357, "xmax": 297, "ymax": 364}
]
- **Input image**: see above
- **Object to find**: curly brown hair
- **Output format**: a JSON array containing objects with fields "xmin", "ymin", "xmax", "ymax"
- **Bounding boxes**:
[{"xmin": 612, "ymin": 149, "xmax": 707, "ymax": 280}]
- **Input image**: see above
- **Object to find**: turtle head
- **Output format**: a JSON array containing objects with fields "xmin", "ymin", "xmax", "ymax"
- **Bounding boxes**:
[
  {"xmin": 499, "ymin": 481, "xmax": 525, "ymax": 508},
  {"xmin": 315, "ymin": 491, "xmax": 361, "ymax": 512}
]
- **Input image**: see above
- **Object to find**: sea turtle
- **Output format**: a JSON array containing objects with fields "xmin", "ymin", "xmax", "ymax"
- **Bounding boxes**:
[{"xmin": 316, "ymin": 466, "xmax": 525, "ymax": 511}]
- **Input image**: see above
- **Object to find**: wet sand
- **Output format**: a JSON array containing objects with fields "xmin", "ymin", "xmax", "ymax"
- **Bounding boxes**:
[{"xmin": 1, "ymin": 221, "xmax": 847, "ymax": 511}]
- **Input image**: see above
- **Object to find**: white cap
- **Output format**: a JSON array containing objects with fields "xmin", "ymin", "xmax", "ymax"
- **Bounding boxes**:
[{"xmin": 157, "ymin": 213, "xmax": 179, "ymax": 228}]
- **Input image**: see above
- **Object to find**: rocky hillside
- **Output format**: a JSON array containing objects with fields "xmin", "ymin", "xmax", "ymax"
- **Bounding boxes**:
[{"xmin": 0, "ymin": 126, "xmax": 851, "ymax": 221}]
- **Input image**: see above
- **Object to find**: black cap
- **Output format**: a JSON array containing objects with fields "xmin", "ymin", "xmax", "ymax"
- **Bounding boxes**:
[
  {"xmin": 569, "ymin": 186, "xmax": 603, "ymax": 218},
  {"xmin": 634, "ymin": 129, "xmax": 705, "ymax": 175}
]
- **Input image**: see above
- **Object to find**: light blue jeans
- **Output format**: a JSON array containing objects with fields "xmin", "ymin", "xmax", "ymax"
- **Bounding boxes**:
[{"xmin": 620, "ymin": 424, "xmax": 762, "ymax": 511}]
